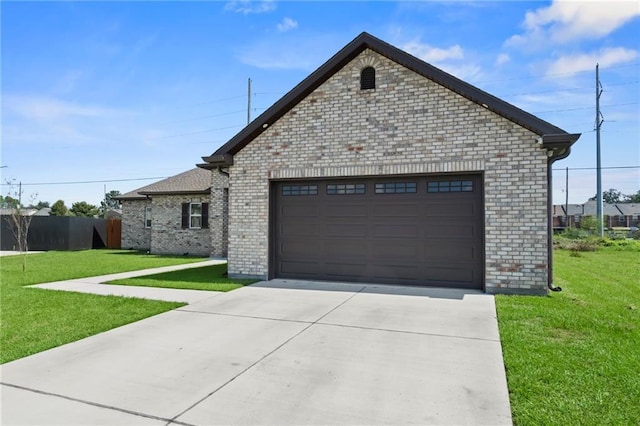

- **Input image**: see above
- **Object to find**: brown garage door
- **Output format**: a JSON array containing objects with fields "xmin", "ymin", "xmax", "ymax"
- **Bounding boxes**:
[{"xmin": 273, "ymin": 175, "xmax": 483, "ymax": 289}]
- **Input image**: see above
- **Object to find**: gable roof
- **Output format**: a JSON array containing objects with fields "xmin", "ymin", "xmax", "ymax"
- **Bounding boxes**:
[
  {"xmin": 615, "ymin": 203, "xmax": 640, "ymax": 215},
  {"xmin": 555, "ymin": 201, "xmax": 632, "ymax": 216},
  {"xmin": 200, "ymin": 32, "xmax": 580, "ymax": 168},
  {"xmin": 116, "ymin": 168, "xmax": 211, "ymax": 200}
]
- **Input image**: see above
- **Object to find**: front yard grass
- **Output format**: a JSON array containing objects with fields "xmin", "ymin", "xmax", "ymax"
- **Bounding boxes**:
[
  {"xmin": 496, "ymin": 244, "xmax": 640, "ymax": 425},
  {"xmin": 107, "ymin": 263, "xmax": 256, "ymax": 291},
  {"xmin": 1, "ymin": 250, "xmax": 204, "ymax": 364}
]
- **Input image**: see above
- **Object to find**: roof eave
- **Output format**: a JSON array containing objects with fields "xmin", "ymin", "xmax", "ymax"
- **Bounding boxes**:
[
  {"xmin": 138, "ymin": 189, "xmax": 211, "ymax": 196},
  {"xmin": 201, "ymin": 32, "xmax": 580, "ymax": 167},
  {"xmin": 543, "ymin": 133, "xmax": 582, "ymax": 163}
]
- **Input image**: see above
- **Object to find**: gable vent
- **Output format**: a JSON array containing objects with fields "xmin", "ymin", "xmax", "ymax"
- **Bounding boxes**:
[{"xmin": 360, "ymin": 67, "xmax": 376, "ymax": 90}]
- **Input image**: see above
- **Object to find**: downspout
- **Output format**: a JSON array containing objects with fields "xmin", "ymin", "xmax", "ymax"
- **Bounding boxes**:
[
  {"xmin": 542, "ymin": 133, "xmax": 580, "ymax": 292},
  {"xmin": 546, "ymin": 155, "xmax": 562, "ymax": 292}
]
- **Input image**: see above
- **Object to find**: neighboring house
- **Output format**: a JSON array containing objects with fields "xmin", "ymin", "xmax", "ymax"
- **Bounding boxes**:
[
  {"xmin": 198, "ymin": 32, "xmax": 580, "ymax": 295},
  {"xmin": 553, "ymin": 200, "xmax": 633, "ymax": 229},
  {"xmin": 116, "ymin": 168, "xmax": 228, "ymax": 257},
  {"xmin": 105, "ymin": 208, "xmax": 122, "ymax": 220},
  {"xmin": 616, "ymin": 203, "xmax": 640, "ymax": 228}
]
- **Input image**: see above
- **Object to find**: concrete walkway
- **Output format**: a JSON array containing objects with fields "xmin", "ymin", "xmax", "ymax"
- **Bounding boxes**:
[
  {"xmin": 1, "ymin": 267, "xmax": 512, "ymax": 425},
  {"xmin": 31, "ymin": 259, "xmax": 228, "ymax": 303}
]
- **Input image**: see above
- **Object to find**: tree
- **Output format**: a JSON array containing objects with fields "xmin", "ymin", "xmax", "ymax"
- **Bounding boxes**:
[
  {"xmin": 3, "ymin": 183, "xmax": 37, "ymax": 271},
  {"xmin": 70, "ymin": 201, "xmax": 99, "ymax": 217},
  {"xmin": 100, "ymin": 190, "xmax": 121, "ymax": 217},
  {"xmin": 28, "ymin": 201, "xmax": 50, "ymax": 210},
  {"xmin": 0, "ymin": 195, "xmax": 20, "ymax": 209},
  {"xmin": 623, "ymin": 190, "xmax": 640, "ymax": 203},
  {"xmin": 50, "ymin": 200, "xmax": 69, "ymax": 216},
  {"xmin": 590, "ymin": 188, "xmax": 622, "ymax": 204}
]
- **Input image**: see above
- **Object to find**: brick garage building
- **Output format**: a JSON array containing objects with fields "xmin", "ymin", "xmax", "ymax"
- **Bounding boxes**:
[
  {"xmin": 200, "ymin": 33, "xmax": 580, "ymax": 295},
  {"xmin": 117, "ymin": 168, "xmax": 228, "ymax": 257}
]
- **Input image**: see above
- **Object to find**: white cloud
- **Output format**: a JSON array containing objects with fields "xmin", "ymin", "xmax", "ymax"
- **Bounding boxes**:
[
  {"xmin": 401, "ymin": 40, "xmax": 482, "ymax": 81},
  {"xmin": 495, "ymin": 53, "xmax": 510, "ymax": 66},
  {"xmin": 545, "ymin": 47, "xmax": 638, "ymax": 76},
  {"xmin": 277, "ymin": 17, "xmax": 298, "ymax": 32},
  {"xmin": 402, "ymin": 40, "xmax": 463, "ymax": 62},
  {"xmin": 4, "ymin": 95, "xmax": 122, "ymax": 122},
  {"xmin": 507, "ymin": 0, "xmax": 640, "ymax": 46},
  {"xmin": 224, "ymin": 0, "xmax": 276, "ymax": 15},
  {"xmin": 437, "ymin": 63, "xmax": 483, "ymax": 82}
]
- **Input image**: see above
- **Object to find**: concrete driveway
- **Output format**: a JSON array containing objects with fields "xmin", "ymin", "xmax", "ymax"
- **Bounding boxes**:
[{"xmin": 1, "ymin": 279, "xmax": 512, "ymax": 425}]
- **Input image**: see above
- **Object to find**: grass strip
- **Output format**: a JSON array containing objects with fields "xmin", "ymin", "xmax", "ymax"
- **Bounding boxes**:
[
  {"xmin": 496, "ymin": 247, "xmax": 640, "ymax": 425},
  {"xmin": 107, "ymin": 264, "xmax": 256, "ymax": 292},
  {"xmin": 1, "ymin": 250, "xmax": 202, "ymax": 364}
]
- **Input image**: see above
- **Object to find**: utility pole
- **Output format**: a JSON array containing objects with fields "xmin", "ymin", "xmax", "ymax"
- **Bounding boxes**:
[
  {"xmin": 18, "ymin": 181, "xmax": 22, "ymax": 206},
  {"xmin": 104, "ymin": 184, "xmax": 107, "ymax": 218},
  {"xmin": 565, "ymin": 167, "xmax": 569, "ymax": 228},
  {"xmin": 247, "ymin": 78, "xmax": 252, "ymax": 125},
  {"xmin": 595, "ymin": 64, "xmax": 604, "ymax": 237}
]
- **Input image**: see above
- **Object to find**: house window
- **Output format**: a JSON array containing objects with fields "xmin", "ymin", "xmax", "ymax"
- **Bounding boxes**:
[
  {"xmin": 327, "ymin": 183, "xmax": 366, "ymax": 195},
  {"xmin": 282, "ymin": 185, "xmax": 318, "ymax": 196},
  {"xmin": 427, "ymin": 180, "xmax": 473, "ymax": 193},
  {"xmin": 574, "ymin": 215, "xmax": 581, "ymax": 222},
  {"xmin": 144, "ymin": 206, "xmax": 152, "ymax": 228},
  {"xmin": 375, "ymin": 182, "xmax": 417, "ymax": 194},
  {"xmin": 618, "ymin": 215, "xmax": 626, "ymax": 223},
  {"xmin": 181, "ymin": 202, "xmax": 209, "ymax": 229},
  {"xmin": 360, "ymin": 67, "xmax": 376, "ymax": 90},
  {"xmin": 190, "ymin": 203, "xmax": 202, "ymax": 228}
]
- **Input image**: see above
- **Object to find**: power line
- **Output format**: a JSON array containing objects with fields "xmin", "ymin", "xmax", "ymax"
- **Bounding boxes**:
[
  {"xmin": 1, "ymin": 177, "xmax": 170, "ymax": 187},
  {"xmin": 552, "ymin": 166, "xmax": 639, "ymax": 171},
  {"xmin": 6, "ymin": 166, "xmax": 636, "ymax": 187},
  {"xmin": 477, "ymin": 62, "xmax": 639, "ymax": 84},
  {"xmin": 505, "ymin": 80, "xmax": 639, "ymax": 97},
  {"xmin": 533, "ymin": 102, "xmax": 638, "ymax": 114}
]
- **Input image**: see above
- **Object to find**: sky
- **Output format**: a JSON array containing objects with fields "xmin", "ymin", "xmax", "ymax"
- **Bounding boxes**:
[{"xmin": 1, "ymin": 0, "xmax": 639, "ymax": 207}]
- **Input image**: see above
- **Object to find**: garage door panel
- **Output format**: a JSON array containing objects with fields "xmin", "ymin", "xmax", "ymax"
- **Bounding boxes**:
[
  {"xmin": 324, "ymin": 241, "xmax": 369, "ymax": 258},
  {"xmin": 373, "ymin": 203, "xmax": 419, "ymax": 218},
  {"xmin": 274, "ymin": 175, "xmax": 483, "ymax": 289},
  {"xmin": 424, "ymin": 202, "xmax": 477, "ymax": 218},
  {"xmin": 424, "ymin": 224, "xmax": 475, "ymax": 239},
  {"xmin": 280, "ymin": 222, "xmax": 319, "ymax": 237},
  {"xmin": 424, "ymin": 265, "xmax": 474, "ymax": 284},
  {"xmin": 372, "ymin": 224, "xmax": 418, "ymax": 238},
  {"xmin": 370, "ymin": 241, "xmax": 419, "ymax": 259},
  {"xmin": 424, "ymin": 242, "xmax": 475, "ymax": 260},
  {"xmin": 325, "ymin": 204, "xmax": 368, "ymax": 217},
  {"xmin": 280, "ymin": 204, "xmax": 319, "ymax": 219},
  {"xmin": 279, "ymin": 240, "xmax": 320, "ymax": 256},
  {"xmin": 325, "ymin": 224, "xmax": 368, "ymax": 237},
  {"xmin": 324, "ymin": 263, "xmax": 367, "ymax": 279},
  {"xmin": 369, "ymin": 264, "xmax": 420, "ymax": 281},
  {"xmin": 279, "ymin": 260, "xmax": 319, "ymax": 275}
]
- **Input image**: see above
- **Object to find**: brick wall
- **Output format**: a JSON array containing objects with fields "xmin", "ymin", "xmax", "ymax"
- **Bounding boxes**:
[
  {"xmin": 120, "ymin": 199, "xmax": 151, "ymax": 250},
  {"xmin": 150, "ymin": 194, "xmax": 211, "ymax": 256},
  {"xmin": 210, "ymin": 170, "xmax": 229, "ymax": 257},
  {"xmin": 227, "ymin": 50, "xmax": 549, "ymax": 294}
]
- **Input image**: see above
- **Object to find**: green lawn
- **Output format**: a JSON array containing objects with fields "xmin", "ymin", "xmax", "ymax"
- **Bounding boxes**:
[
  {"xmin": 108, "ymin": 263, "xmax": 256, "ymax": 291},
  {"xmin": 0, "ymin": 250, "xmax": 204, "ymax": 364},
  {"xmin": 496, "ymin": 244, "xmax": 640, "ymax": 425}
]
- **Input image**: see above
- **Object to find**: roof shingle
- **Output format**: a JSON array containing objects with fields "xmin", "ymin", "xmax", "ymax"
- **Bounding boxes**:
[{"xmin": 116, "ymin": 168, "xmax": 211, "ymax": 200}]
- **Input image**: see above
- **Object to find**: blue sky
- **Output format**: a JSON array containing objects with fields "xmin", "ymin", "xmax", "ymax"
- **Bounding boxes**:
[{"xmin": 2, "ymin": 1, "xmax": 639, "ymax": 207}]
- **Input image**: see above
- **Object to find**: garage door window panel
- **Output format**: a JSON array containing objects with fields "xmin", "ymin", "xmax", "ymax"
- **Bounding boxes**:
[
  {"xmin": 428, "ymin": 180, "xmax": 473, "ymax": 193},
  {"xmin": 327, "ymin": 183, "xmax": 366, "ymax": 195},
  {"xmin": 375, "ymin": 182, "xmax": 417, "ymax": 194},
  {"xmin": 282, "ymin": 185, "xmax": 318, "ymax": 196}
]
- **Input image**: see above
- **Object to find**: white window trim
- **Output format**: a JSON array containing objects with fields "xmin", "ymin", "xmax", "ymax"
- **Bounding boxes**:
[
  {"xmin": 190, "ymin": 202, "xmax": 202, "ymax": 229},
  {"xmin": 144, "ymin": 206, "xmax": 152, "ymax": 229}
]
